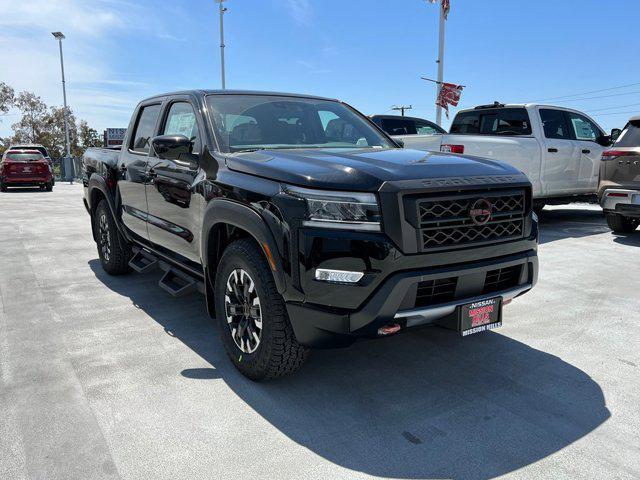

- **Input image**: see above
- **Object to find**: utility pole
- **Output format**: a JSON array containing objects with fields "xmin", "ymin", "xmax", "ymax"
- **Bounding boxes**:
[
  {"xmin": 52, "ymin": 31, "xmax": 73, "ymax": 184},
  {"xmin": 391, "ymin": 105, "xmax": 413, "ymax": 116},
  {"xmin": 216, "ymin": 0, "xmax": 227, "ymax": 89},
  {"xmin": 435, "ymin": 1, "xmax": 446, "ymax": 126}
]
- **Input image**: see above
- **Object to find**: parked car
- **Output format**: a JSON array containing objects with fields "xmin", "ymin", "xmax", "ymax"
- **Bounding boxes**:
[
  {"xmin": 82, "ymin": 90, "xmax": 538, "ymax": 380},
  {"xmin": 391, "ymin": 103, "xmax": 616, "ymax": 211},
  {"xmin": 6, "ymin": 143, "xmax": 55, "ymax": 185},
  {"xmin": 0, "ymin": 149, "xmax": 54, "ymax": 191},
  {"xmin": 370, "ymin": 114, "xmax": 446, "ymax": 151},
  {"xmin": 599, "ymin": 115, "xmax": 640, "ymax": 233}
]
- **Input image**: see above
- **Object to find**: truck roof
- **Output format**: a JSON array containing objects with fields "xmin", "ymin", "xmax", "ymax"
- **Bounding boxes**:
[
  {"xmin": 140, "ymin": 89, "xmax": 339, "ymax": 103},
  {"xmin": 457, "ymin": 103, "xmax": 594, "ymax": 114}
]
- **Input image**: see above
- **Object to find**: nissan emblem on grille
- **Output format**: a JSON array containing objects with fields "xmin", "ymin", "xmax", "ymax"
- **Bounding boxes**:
[{"xmin": 469, "ymin": 198, "xmax": 493, "ymax": 226}]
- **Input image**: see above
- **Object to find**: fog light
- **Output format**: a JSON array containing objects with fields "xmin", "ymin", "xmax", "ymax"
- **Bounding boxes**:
[{"xmin": 314, "ymin": 268, "xmax": 364, "ymax": 283}]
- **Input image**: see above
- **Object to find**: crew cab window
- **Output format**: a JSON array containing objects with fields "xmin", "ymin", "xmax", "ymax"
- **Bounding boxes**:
[
  {"xmin": 381, "ymin": 118, "xmax": 416, "ymax": 135},
  {"xmin": 539, "ymin": 109, "xmax": 571, "ymax": 139},
  {"xmin": 451, "ymin": 108, "xmax": 532, "ymax": 135},
  {"xmin": 415, "ymin": 121, "xmax": 440, "ymax": 135},
  {"xmin": 162, "ymin": 102, "xmax": 201, "ymax": 154},
  {"xmin": 131, "ymin": 104, "xmax": 161, "ymax": 153},
  {"xmin": 567, "ymin": 112, "xmax": 600, "ymax": 141},
  {"xmin": 614, "ymin": 120, "xmax": 640, "ymax": 147}
]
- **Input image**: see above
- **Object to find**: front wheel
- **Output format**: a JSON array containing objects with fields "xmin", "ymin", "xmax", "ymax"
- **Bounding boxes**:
[
  {"xmin": 0, "ymin": 182, "xmax": 6, "ymax": 192},
  {"xmin": 93, "ymin": 199, "xmax": 132, "ymax": 275},
  {"xmin": 214, "ymin": 239, "xmax": 309, "ymax": 380},
  {"xmin": 606, "ymin": 212, "xmax": 639, "ymax": 233},
  {"xmin": 45, "ymin": 181, "xmax": 53, "ymax": 192}
]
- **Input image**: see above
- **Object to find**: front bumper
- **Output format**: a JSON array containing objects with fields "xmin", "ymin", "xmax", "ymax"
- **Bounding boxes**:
[
  {"xmin": 286, "ymin": 249, "xmax": 538, "ymax": 348},
  {"xmin": 600, "ymin": 188, "xmax": 640, "ymax": 218}
]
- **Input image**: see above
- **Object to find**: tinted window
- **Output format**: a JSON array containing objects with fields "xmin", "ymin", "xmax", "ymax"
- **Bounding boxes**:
[
  {"xmin": 207, "ymin": 95, "xmax": 394, "ymax": 152},
  {"xmin": 381, "ymin": 118, "xmax": 416, "ymax": 135},
  {"xmin": 162, "ymin": 102, "xmax": 201, "ymax": 153},
  {"xmin": 5, "ymin": 153, "xmax": 43, "ymax": 162},
  {"xmin": 567, "ymin": 112, "xmax": 600, "ymax": 141},
  {"xmin": 540, "ymin": 109, "xmax": 571, "ymax": 139},
  {"xmin": 451, "ymin": 108, "xmax": 532, "ymax": 135},
  {"xmin": 131, "ymin": 104, "xmax": 161, "ymax": 153},
  {"xmin": 614, "ymin": 121, "xmax": 640, "ymax": 147}
]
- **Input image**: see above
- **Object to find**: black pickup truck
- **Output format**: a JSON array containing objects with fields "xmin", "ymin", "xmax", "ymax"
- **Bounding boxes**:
[{"xmin": 82, "ymin": 90, "xmax": 538, "ymax": 380}]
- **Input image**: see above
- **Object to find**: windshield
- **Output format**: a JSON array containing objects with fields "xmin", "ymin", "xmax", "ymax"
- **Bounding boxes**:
[
  {"xmin": 4, "ymin": 153, "xmax": 43, "ymax": 162},
  {"xmin": 206, "ymin": 94, "xmax": 394, "ymax": 152}
]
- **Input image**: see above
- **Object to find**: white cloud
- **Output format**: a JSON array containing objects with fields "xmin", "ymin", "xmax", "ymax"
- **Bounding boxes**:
[
  {"xmin": 282, "ymin": 0, "xmax": 313, "ymax": 26},
  {"xmin": 0, "ymin": 0, "xmax": 174, "ymax": 136}
]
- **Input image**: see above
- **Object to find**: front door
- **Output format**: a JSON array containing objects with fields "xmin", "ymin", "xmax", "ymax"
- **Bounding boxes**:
[
  {"xmin": 145, "ymin": 100, "xmax": 203, "ymax": 265},
  {"xmin": 565, "ymin": 111, "xmax": 606, "ymax": 193},
  {"xmin": 538, "ymin": 108, "xmax": 580, "ymax": 196},
  {"xmin": 118, "ymin": 103, "xmax": 162, "ymax": 241}
]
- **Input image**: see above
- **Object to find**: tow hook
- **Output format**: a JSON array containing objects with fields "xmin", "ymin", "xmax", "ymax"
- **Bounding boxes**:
[{"xmin": 377, "ymin": 323, "xmax": 401, "ymax": 336}]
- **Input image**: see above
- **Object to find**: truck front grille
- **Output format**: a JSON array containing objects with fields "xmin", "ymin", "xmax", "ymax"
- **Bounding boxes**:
[
  {"xmin": 415, "ymin": 190, "xmax": 526, "ymax": 251},
  {"xmin": 414, "ymin": 277, "xmax": 457, "ymax": 307}
]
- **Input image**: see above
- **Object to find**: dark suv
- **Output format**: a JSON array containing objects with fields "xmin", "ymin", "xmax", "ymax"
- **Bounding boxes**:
[
  {"xmin": 82, "ymin": 90, "xmax": 538, "ymax": 380},
  {"xmin": 599, "ymin": 116, "xmax": 640, "ymax": 233}
]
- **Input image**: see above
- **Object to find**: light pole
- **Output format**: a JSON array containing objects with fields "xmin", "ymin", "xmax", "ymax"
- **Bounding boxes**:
[
  {"xmin": 52, "ymin": 31, "xmax": 73, "ymax": 183},
  {"xmin": 215, "ymin": 0, "xmax": 227, "ymax": 89},
  {"xmin": 435, "ymin": 2, "xmax": 446, "ymax": 126}
]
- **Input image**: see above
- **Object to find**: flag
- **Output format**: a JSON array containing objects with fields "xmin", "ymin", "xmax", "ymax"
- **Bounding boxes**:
[
  {"xmin": 428, "ymin": 0, "xmax": 450, "ymax": 20},
  {"xmin": 436, "ymin": 83, "xmax": 464, "ymax": 118}
]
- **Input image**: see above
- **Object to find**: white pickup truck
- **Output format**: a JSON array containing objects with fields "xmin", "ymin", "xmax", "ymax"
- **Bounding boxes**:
[{"xmin": 395, "ymin": 103, "xmax": 617, "ymax": 209}]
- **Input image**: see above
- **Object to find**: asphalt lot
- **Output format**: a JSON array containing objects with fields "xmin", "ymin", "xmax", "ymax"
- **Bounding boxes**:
[{"xmin": 1, "ymin": 183, "xmax": 639, "ymax": 480}]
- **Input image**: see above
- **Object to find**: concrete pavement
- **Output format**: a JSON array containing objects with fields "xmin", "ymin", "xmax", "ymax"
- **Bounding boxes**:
[{"xmin": 1, "ymin": 183, "xmax": 639, "ymax": 479}]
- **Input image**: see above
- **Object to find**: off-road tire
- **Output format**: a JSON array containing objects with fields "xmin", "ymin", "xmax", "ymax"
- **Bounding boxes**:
[
  {"xmin": 214, "ymin": 239, "xmax": 309, "ymax": 381},
  {"xmin": 606, "ymin": 212, "xmax": 639, "ymax": 233},
  {"xmin": 94, "ymin": 199, "xmax": 132, "ymax": 275}
]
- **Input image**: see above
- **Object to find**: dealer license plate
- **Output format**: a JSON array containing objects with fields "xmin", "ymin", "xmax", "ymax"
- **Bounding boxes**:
[{"xmin": 459, "ymin": 297, "xmax": 502, "ymax": 336}]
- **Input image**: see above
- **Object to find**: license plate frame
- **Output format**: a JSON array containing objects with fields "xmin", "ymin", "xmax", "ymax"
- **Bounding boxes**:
[{"xmin": 459, "ymin": 297, "xmax": 502, "ymax": 336}]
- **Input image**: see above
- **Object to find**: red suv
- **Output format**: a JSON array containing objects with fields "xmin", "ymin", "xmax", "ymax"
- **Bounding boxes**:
[{"xmin": 0, "ymin": 149, "xmax": 54, "ymax": 192}]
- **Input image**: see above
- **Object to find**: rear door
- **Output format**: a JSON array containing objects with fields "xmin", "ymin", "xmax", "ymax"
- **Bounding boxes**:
[
  {"xmin": 118, "ymin": 102, "xmax": 162, "ymax": 241},
  {"xmin": 565, "ymin": 111, "xmax": 607, "ymax": 193},
  {"xmin": 538, "ymin": 108, "xmax": 580, "ymax": 195},
  {"xmin": 145, "ymin": 99, "xmax": 203, "ymax": 265}
]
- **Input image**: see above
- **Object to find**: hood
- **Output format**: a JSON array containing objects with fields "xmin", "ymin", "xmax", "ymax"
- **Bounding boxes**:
[{"xmin": 225, "ymin": 148, "xmax": 523, "ymax": 191}]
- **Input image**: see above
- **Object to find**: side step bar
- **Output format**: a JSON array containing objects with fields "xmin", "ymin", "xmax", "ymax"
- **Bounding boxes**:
[
  {"xmin": 130, "ymin": 247, "xmax": 205, "ymax": 298},
  {"xmin": 128, "ymin": 250, "xmax": 158, "ymax": 273}
]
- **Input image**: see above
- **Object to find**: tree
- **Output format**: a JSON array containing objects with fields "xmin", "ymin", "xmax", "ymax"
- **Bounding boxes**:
[
  {"xmin": 11, "ymin": 91, "xmax": 48, "ymax": 144},
  {"xmin": 0, "ymin": 82, "xmax": 14, "ymax": 116},
  {"xmin": 77, "ymin": 120, "xmax": 102, "ymax": 151}
]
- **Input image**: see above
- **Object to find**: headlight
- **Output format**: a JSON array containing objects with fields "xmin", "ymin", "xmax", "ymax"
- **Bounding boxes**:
[{"xmin": 285, "ymin": 185, "xmax": 381, "ymax": 231}]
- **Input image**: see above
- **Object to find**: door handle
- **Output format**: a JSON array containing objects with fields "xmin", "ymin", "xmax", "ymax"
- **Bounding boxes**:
[
  {"xmin": 582, "ymin": 149, "xmax": 591, "ymax": 154},
  {"xmin": 147, "ymin": 169, "xmax": 157, "ymax": 179},
  {"xmin": 548, "ymin": 148, "xmax": 558, "ymax": 153}
]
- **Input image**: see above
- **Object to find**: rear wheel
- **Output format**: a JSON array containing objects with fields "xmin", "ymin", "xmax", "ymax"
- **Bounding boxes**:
[
  {"xmin": 93, "ymin": 199, "xmax": 132, "ymax": 275},
  {"xmin": 214, "ymin": 239, "xmax": 308, "ymax": 380},
  {"xmin": 45, "ymin": 181, "xmax": 53, "ymax": 192},
  {"xmin": 606, "ymin": 212, "xmax": 639, "ymax": 233}
]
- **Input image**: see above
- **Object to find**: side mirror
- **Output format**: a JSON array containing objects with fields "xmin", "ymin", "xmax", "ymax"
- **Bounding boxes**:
[
  {"xmin": 394, "ymin": 138, "xmax": 405, "ymax": 148},
  {"xmin": 610, "ymin": 128, "xmax": 622, "ymax": 144},
  {"xmin": 151, "ymin": 135, "xmax": 194, "ymax": 161}
]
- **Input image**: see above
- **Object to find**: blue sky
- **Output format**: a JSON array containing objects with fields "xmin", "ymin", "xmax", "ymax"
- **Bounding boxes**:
[{"xmin": 1, "ymin": 0, "xmax": 639, "ymax": 137}]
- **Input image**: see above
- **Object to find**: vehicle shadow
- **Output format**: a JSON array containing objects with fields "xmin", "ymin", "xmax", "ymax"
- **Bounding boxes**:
[
  {"xmin": 538, "ymin": 206, "xmax": 609, "ymax": 244},
  {"xmin": 89, "ymin": 259, "xmax": 610, "ymax": 480},
  {"xmin": 612, "ymin": 231, "xmax": 640, "ymax": 246}
]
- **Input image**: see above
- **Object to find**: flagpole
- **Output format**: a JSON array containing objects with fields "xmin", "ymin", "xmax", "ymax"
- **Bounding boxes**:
[{"xmin": 435, "ymin": 0, "xmax": 446, "ymax": 126}]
